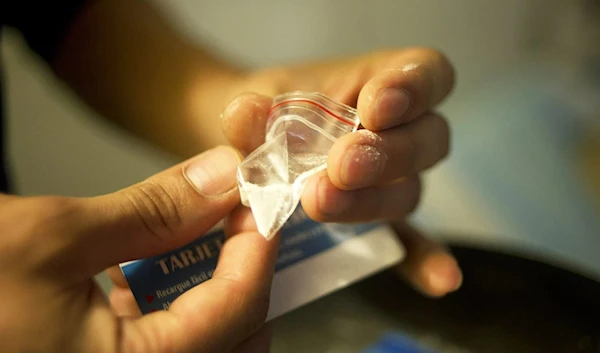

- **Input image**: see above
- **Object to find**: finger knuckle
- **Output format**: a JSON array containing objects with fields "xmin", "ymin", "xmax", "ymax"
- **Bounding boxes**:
[
  {"xmin": 399, "ymin": 47, "xmax": 456, "ymax": 97},
  {"xmin": 421, "ymin": 47, "xmax": 451, "ymax": 64},
  {"xmin": 122, "ymin": 179, "xmax": 183, "ymax": 244},
  {"xmin": 244, "ymin": 291, "xmax": 271, "ymax": 336},
  {"xmin": 426, "ymin": 113, "xmax": 451, "ymax": 162},
  {"xmin": 409, "ymin": 47, "xmax": 453, "ymax": 70},
  {"xmin": 395, "ymin": 129, "xmax": 418, "ymax": 175},
  {"xmin": 405, "ymin": 177, "xmax": 422, "ymax": 214},
  {"xmin": 384, "ymin": 177, "xmax": 421, "ymax": 220},
  {"xmin": 424, "ymin": 49, "xmax": 456, "ymax": 93},
  {"xmin": 437, "ymin": 115, "xmax": 451, "ymax": 160}
]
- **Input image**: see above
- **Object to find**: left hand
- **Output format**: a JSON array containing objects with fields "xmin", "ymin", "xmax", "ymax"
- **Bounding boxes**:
[
  {"xmin": 0, "ymin": 147, "xmax": 278, "ymax": 353},
  {"xmin": 222, "ymin": 48, "xmax": 462, "ymax": 297}
]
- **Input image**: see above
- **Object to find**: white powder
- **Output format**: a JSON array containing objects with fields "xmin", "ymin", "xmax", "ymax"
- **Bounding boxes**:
[
  {"xmin": 240, "ymin": 152, "xmax": 328, "ymax": 239},
  {"xmin": 237, "ymin": 116, "xmax": 344, "ymax": 239},
  {"xmin": 356, "ymin": 129, "xmax": 385, "ymax": 148},
  {"xmin": 243, "ymin": 182, "xmax": 294, "ymax": 239},
  {"xmin": 354, "ymin": 130, "xmax": 388, "ymax": 164}
]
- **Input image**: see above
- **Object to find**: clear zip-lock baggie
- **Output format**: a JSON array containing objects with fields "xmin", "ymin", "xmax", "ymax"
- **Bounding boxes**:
[
  {"xmin": 237, "ymin": 91, "xmax": 361, "ymax": 239},
  {"xmin": 119, "ymin": 91, "xmax": 405, "ymax": 317}
]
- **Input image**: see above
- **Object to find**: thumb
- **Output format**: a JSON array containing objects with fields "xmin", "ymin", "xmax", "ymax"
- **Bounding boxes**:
[{"xmin": 70, "ymin": 146, "xmax": 242, "ymax": 278}]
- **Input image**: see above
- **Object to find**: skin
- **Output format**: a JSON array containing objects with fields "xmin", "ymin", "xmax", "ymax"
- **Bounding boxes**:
[
  {"xmin": 219, "ymin": 48, "xmax": 462, "ymax": 298},
  {"xmin": 1, "ymin": 0, "xmax": 462, "ymax": 351},
  {"xmin": 0, "ymin": 147, "xmax": 280, "ymax": 353}
]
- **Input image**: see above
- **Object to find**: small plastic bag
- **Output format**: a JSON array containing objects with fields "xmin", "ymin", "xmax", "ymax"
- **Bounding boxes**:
[{"xmin": 237, "ymin": 92, "xmax": 360, "ymax": 239}]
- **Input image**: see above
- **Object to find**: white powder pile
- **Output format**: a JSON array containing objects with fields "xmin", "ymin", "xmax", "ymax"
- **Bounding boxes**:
[
  {"xmin": 237, "ymin": 114, "xmax": 345, "ymax": 239},
  {"xmin": 242, "ymin": 182, "xmax": 294, "ymax": 239},
  {"xmin": 240, "ymin": 151, "xmax": 329, "ymax": 239}
]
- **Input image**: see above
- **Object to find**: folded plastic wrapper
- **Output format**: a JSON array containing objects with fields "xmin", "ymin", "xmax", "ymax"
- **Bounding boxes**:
[{"xmin": 237, "ymin": 92, "xmax": 361, "ymax": 239}]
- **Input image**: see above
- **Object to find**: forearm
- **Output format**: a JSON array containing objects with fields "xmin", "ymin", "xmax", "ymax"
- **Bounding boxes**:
[
  {"xmin": 52, "ymin": 0, "xmax": 242, "ymax": 158},
  {"xmin": 49, "ymin": 0, "xmax": 374, "ymax": 158}
]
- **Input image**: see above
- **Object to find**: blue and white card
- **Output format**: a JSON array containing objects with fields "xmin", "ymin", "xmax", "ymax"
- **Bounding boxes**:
[{"xmin": 120, "ymin": 206, "xmax": 404, "ymax": 320}]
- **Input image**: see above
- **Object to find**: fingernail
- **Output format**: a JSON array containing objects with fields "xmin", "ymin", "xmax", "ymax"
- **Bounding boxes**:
[
  {"xmin": 185, "ymin": 146, "xmax": 240, "ymax": 196},
  {"xmin": 340, "ymin": 144, "xmax": 386, "ymax": 189},
  {"xmin": 375, "ymin": 88, "xmax": 410, "ymax": 129},
  {"xmin": 317, "ymin": 176, "xmax": 354, "ymax": 217}
]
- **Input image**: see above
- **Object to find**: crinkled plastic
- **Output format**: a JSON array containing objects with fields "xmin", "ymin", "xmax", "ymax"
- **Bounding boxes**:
[{"xmin": 237, "ymin": 92, "xmax": 360, "ymax": 239}]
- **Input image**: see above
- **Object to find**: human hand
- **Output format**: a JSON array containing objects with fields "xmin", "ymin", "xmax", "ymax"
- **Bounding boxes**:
[
  {"xmin": 0, "ymin": 146, "xmax": 277, "ymax": 353},
  {"xmin": 222, "ymin": 48, "xmax": 462, "ymax": 297}
]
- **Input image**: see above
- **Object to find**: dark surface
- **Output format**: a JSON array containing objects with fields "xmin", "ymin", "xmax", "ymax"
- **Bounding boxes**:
[
  {"xmin": 272, "ymin": 244, "xmax": 600, "ymax": 353},
  {"xmin": 0, "ymin": 0, "xmax": 88, "ymax": 194}
]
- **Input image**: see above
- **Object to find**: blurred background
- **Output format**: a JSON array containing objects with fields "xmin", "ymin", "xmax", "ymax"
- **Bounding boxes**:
[{"xmin": 2, "ymin": 0, "xmax": 600, "ymax": 352}]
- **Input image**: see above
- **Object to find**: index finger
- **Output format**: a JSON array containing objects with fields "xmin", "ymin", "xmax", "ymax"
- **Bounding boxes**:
[
  {"xmin": 356, "ymin": 48, "xmax": 455, "ymax": 131},
  {"xmin": 120, "ymin": 207, "xmax": 280, "ymax": 353}
]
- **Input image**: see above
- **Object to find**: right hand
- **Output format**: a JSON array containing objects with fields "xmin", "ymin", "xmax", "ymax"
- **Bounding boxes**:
[{"xmin": 221, "ymin": 48, "xmax": 463, "ymax": 298}]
